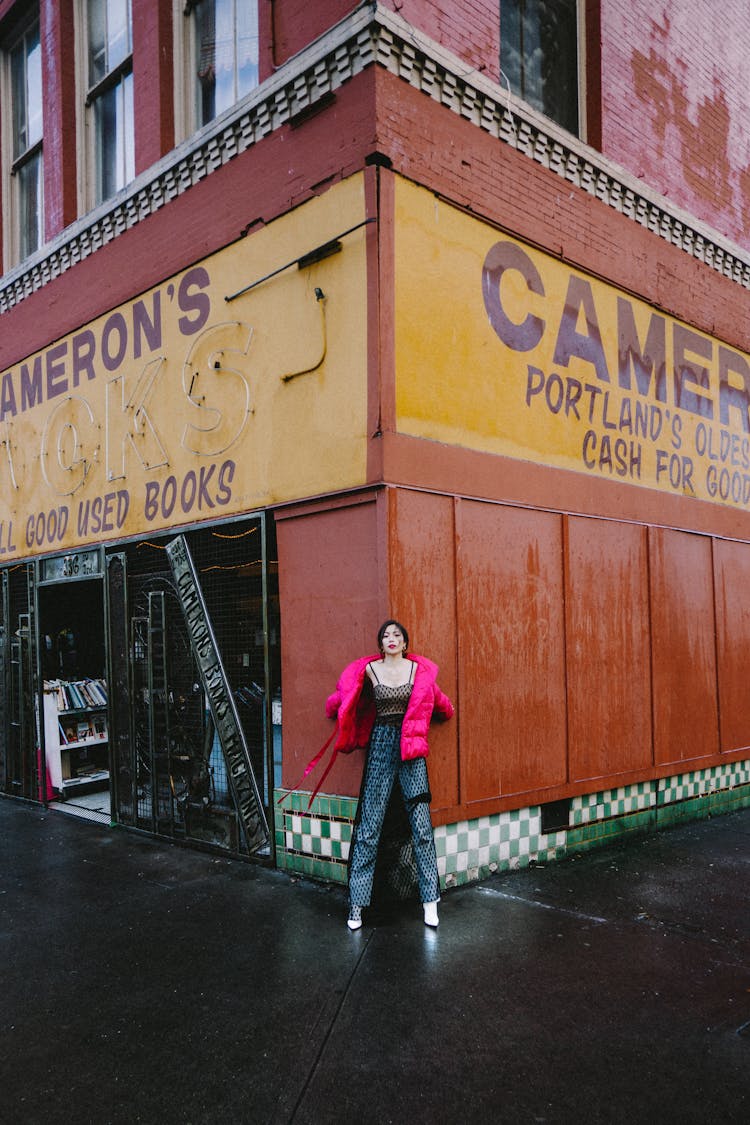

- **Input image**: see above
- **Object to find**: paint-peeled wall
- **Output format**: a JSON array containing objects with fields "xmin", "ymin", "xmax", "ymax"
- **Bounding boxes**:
[
  {"xmin": 394, "ymin": 178, "xmax": 750, "ymax": 515},
  {"xmin": 392, "ymin": 0, "xmax": 500, "ymax": 83},
  {"xmin": 0, "ymin": 177, "xmax": 369, "ymax": 560},
  {"xmin": 600, "ymin": 0, "xmax": 750, "ymax": 246}
]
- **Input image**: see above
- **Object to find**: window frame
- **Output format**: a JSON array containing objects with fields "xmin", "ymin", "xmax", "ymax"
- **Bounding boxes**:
[
  {"xmin": 76, "ymin": 0, "xmax": 135, "ymax": 210},
  {"xmin": 1, "ymin": 11, "xmax": 45, "ymax": 268},
  {"xmin": 500, "ymin": 0, "xmax": 587, "ymax": 141},
  {"xmin": 173, "ymin": 0, "xmax": 260, "ymax": 145}
]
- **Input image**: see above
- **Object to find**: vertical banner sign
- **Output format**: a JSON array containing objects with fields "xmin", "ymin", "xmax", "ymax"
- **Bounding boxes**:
[
  {"xmin": 106, "ymin": 553, "xmax": 133, "ymax": 824},
  {"xmin": 166, "ymin": 535, "xmax": 269, "ymax": 853}
]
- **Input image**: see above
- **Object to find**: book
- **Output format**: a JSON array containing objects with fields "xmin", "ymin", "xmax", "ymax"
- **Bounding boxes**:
[
  {"xmin": 90, "ymin": 679, "xmax": 108, "ymax": 705},
  {"xmin": 77, "ymin": 719, "xmax": 94, "ymax": 742},
  {"xmin": 65, "ymin": 682, "xmax": 82, "ymax": 709},
  {"xmin": 52, "ymin": 678, "xmax": 108, "ymax": 714}
]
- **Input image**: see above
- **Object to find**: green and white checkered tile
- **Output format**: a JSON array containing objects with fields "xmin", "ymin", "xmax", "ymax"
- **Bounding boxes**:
[
  {"xmin": 659, "ymin": 770, "xmax": 709, "ymax": 803},
  {"xmin": 659, "ymin": 758, "xmax": 750, "ymax": 804},
  {"xmin": 728, "ymin": 761, "xmax": 750, "ymax": 786},
  {"xmin": 435, "ymin": 809, "xmax": 567, "ymax": 889},
  {"xmin": 274, "ymin": 792, "xmax": 358, "ymax": 881},
  {"xmin": 274, "ymin": 760, "xmax": 750, "ymax": 887},
  {"xmin": 571, "ymin": 781, "xmax": 655, "ymax": 825}
]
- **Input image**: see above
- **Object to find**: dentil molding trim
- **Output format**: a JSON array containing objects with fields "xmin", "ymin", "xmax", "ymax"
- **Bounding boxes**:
[{"xmin": 1, "ymin": 1, "xmax": 749, "ymax": 314}]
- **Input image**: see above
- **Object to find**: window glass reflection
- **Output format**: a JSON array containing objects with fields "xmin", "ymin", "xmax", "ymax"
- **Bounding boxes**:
[
  {"xmin": 501, "ymin": 0, "xmax": 580, "ymax": 136},
  {"xmin": 192, "ymin": 0, "xmax": 259, "ymax": 128}
]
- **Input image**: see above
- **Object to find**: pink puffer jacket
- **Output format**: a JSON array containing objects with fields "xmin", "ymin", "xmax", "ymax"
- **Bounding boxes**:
[{"xmin": 325, "ymin": 653, "xmax": 454, "ymax": 760}]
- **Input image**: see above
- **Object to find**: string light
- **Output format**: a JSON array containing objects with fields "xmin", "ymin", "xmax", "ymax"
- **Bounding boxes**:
[
  {"xmin": 212, "ymin": 527, "xmax": 258, "ymax": 540},
  {"xmin": 199, "ymin": 560, "xmax": 262, "ymax": 573}
]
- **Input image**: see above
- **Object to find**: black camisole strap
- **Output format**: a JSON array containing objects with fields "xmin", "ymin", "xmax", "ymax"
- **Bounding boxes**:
[{"xmin": 368, "ymin": 660, "xmax": 416, "ymax": 686}]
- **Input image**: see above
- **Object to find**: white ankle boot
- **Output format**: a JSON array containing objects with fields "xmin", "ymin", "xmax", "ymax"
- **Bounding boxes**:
[
  {"xmin": 347, "ymin": 905, "xmax": 363, "ymax": 930},
  {"xmin": 423, "ymin": 900, "xmax": 439, "ymax": 927}
]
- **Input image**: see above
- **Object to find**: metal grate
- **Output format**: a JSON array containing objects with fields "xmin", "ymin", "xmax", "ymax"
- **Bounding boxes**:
[
  {"xmin": 0, "ymin": 516, "xmax": 280, "ymax": 861},
  {"xmin": 1, "ymin": 564, "xmax": 38, "ymax": 799},
  {"xmin": 115, "ymin": 515, "xmax": 279, "ymax": 856}
]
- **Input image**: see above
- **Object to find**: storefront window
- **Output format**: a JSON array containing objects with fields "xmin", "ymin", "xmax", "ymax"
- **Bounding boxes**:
[{"xmin": 501, "ymin": 0, "xmax": 581, "ymax": 137}]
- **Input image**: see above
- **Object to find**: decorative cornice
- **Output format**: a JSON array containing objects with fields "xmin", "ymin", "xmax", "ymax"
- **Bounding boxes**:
[{"xmin": 1, "ymin": 1, "xmax": 749, "ymax": 314}]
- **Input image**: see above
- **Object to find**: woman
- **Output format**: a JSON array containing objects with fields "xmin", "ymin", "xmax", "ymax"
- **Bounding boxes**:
[{"xmin": 325, "ymin": 620, "xmax": 454, "ymax": 930}]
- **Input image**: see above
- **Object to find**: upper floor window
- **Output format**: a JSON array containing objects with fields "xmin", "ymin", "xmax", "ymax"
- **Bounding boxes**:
[
  {"xmin": 187, "ymin": 0, "xmax": 259, "ymax": 130},
  {"xmin": 501, "ymin": 0, "xmax": 582, "ymax": 137},
  {"xmin": 86, "ymin": 0, "xmax": 134, "ymax": 204},
  {"xmin": 6, "ymin": 15, "xmax": 44, "ymax": 262}
]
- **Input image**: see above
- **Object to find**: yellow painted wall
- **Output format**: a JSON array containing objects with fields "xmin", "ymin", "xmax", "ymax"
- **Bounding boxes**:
[
  {"xmin": 395, "ymin": 178, "xmax": 750, "ymax": 512},
  {"xmin": 0, "ymin": 176, "xmax": 368, "ymax": 560}
]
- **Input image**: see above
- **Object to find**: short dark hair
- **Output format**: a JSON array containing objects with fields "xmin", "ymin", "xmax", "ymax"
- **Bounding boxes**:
[{"xmin": 377, "ymin": 619, "xmax": 409, "ymax": 651}]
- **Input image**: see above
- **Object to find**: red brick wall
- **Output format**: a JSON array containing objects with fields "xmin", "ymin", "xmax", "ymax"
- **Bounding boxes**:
[
  {"xmin": 383, "ymin": 1, "xmax": 750, "ymax": 245},
  {"xmin": 8, "ymin": 1, "xmax": 750, "ymax": 262},
  {"xmin": 394, "ymin": 0, "xmax": 500, "ymax": 83},
  {"xmin": 252, "ymin": 1, "xmax": 499, "ymax": 91},
  {"xmin": 0, "ymin": 68, "xmax": 379, "ymax": 370},
  {"xmin": 4, "ymin": 49, "xmax": 749, "ymax": 371},
  {"xmin": 41, "ymin": 0, "xmax": 78, "ymax": 239},
  {"xmin": 269, "ymin": 0, "xmax": 360, "ymax": 68},
  {"xmin": 600, "ymin": 0, "xmax": 750, "ymax": 246},
  {"xmin": 133, "ymin": 0, "xmax": 175, "ymax": 172},
  {"xmin": 370, "ymin": 66, "xmax": 750, "ymax": 360}
]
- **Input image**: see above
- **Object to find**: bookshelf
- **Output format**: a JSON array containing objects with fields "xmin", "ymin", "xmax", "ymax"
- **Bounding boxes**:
[{"xmin": 43, "ymin": 678, "xmax": 109, "ymax": 795}]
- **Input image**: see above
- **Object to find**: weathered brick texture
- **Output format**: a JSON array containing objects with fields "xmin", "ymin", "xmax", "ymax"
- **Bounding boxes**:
[
  {"xmin": 396, "ymin": 0, "xmax": 500, "ymax": 83},
  {"xmin": 600, "ymin": 0, "xmax": 750, "ymax": 246}
]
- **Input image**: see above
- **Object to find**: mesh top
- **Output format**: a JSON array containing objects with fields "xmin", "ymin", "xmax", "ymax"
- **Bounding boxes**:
[{"xmin": 373, "ymin": 681, "xmax": 413, "ymax": 720}]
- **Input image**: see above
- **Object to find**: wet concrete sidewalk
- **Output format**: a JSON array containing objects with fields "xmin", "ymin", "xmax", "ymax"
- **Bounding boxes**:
[{"xmin": 1, "ymin": 798, "xmax": 749, "ymax": 1125}]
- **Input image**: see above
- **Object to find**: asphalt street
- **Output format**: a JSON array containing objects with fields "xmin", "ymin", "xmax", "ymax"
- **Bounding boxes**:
[{"xmin": 1, "ymin": 797, "xmax": 748, "ymax": 1124}]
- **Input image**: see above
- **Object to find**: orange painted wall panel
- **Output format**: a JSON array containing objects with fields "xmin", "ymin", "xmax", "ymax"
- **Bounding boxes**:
[
  {"xmin": 276, "ymin": 490, "xmax": 748, "ymax": 820},
  {"xmin": 650, "ymin": 527, "xmax": 720, "ymax": 765},
  {"xmin": 456, "ymin": 501, "xmax": 567, "ymax": 805},
  {"xmin": 713, "ymin": 540, "xmax": 750, "ymax": 754},
  {"xmin": 388, "ymin": 489, "xmax": 459, "ymax": 812},
  {"xmin": 566, "ymin": 517, "xmax": 653, "ymax": 782},
  {"xmin": 275, "ymin": 496, "xmax": 381, "ymax": 796}
]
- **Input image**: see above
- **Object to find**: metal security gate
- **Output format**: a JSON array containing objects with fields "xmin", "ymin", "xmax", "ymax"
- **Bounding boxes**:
[
  {"xmin": 0, "ymin": 515, "xmax": 279, "ymax": 861},
  {"xmin": 122, "ymin": 583, "xmax": 219, "ymax": 842},
  {"xmin": 108, "ymin": 515, "xmax": 278, "ymax": 857},
  {"xmin": 1, "ymin": 564, "xmax": 39, "ymax": 800},
  {"xmin": 165, "ymin": 535, "xmax": 268, "ymax": 850}
]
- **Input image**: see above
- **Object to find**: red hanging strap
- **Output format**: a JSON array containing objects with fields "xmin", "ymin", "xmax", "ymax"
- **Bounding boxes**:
[{"xmin": 277, "ymin": 722, "xmax": 341, "ymax": 810}]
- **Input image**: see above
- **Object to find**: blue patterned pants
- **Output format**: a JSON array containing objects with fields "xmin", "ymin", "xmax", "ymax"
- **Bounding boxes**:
[{"xmin": 348, "ymin": 722, "xmax": 440, "ymax": 907}]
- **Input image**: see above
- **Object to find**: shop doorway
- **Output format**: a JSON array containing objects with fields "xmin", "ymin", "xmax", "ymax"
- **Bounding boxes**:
[
  {"xmin": 1, "ymin": 563, "xmax": 38, "ymax": 802},
  {"xmin": 0, "ymin": 515, "xmax": 280, "ymax": 860},
  {"xmin": 111, "ymin": 521, "xmax": 277, "ymax": 856},
  {"xmin": 39, "ymin": 571, "xmax": 111, "ymax": 823}
]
